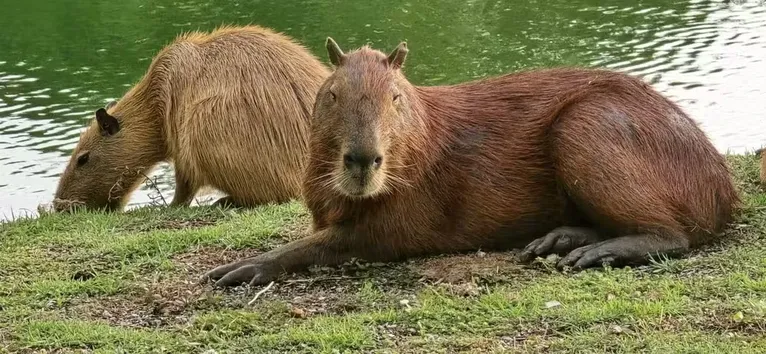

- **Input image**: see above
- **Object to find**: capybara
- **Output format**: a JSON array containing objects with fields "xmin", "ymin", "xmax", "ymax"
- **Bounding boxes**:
[
  {"xmin": 203, "ymin": 38, "xmax": 739, "ymax": 287},
  {"xmin": 52, "ymin": 25, "xmax": 330, "ymax": 212}
]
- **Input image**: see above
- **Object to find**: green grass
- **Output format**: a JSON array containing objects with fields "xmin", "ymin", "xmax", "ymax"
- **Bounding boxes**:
[{"xmin": 1, "ymin": 154, "xmax": 765, "ymax": 353}]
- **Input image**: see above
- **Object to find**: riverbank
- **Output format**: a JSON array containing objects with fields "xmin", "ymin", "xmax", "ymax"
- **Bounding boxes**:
[{"xmin": 1, "ymin": 154, "xmax": 764, "ymax": 353}]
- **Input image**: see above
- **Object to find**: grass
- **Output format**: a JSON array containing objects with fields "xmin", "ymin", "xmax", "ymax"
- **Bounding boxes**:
[{"xmin": 1, "ymin": 154, "xmax": 765, "ymax": 353}]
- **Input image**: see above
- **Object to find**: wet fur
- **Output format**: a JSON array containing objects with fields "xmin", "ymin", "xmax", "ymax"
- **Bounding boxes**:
[
  {"xmin": 54, "ymin": 25, "xmax": 330, "ymax": 211},
  {"xmin": 302, "ymin": 48, "xmax": 739, "ymax": 263}
]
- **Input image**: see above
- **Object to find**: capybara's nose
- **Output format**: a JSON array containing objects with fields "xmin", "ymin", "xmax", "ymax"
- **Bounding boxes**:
[{"xmin": 344, "ymin": 152, "xmax": 383, "ymax": 171}]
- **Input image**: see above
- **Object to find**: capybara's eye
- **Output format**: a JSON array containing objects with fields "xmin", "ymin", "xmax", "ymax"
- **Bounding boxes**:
[
  {"xmin": 329, "ymin": 91, "xmax": 337, "ymax": 102},
  {"xmin": 393, "ymin": 94, "xmax": 401, "ymax": 103},
  {"xmin": 76, "ymin": 151, "xmax": 90, "ymax": 167}
]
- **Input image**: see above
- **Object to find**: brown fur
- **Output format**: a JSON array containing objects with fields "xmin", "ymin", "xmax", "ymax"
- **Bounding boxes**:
[
  {"xmin": 53, "ymin": 25, "xmax": 330, "ymax": 212},
  {"xmin": 203, "ymin": 39, "xmax": 740, "ymax": 287}
]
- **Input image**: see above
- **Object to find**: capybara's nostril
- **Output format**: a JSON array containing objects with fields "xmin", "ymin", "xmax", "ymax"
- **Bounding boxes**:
[
  {"xmin": 343, "ymin": 154, "xmax": 356, "ymax": 168},
  {"xmin": 343, "ymin": 152, "xmax": 381, "ymax": 170}
]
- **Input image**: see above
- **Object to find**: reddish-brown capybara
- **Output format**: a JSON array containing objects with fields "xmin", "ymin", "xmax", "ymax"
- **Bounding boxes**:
[
  {"xmin": 52, "ymin": 25, "xmax": 330, "ymax": 212},
  {"xmin": 203, "ymin": 38, "xmax": 740, "ymax": 287}
]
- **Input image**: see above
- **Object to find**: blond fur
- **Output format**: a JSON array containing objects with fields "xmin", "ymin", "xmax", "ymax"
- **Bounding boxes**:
[{"xmin": 53, "ymin": 25, "xmax": 330, "ymax": 211}]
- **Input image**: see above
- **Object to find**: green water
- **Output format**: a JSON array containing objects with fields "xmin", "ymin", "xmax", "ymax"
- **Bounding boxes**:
[{"xmin": 1, "ymin": 0, "xmax": 765, "ymax": 218}]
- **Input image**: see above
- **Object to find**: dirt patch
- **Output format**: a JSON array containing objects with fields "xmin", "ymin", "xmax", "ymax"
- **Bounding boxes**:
[
  {"xmin": 172, "ymin": 246, "xmax": 424, "ymax": 315},
  {"xmin": 69, "ymin": 276, "xmax": 251, "ymax": 329},
  {"xmin": 63, "ymin": 248, "xmax": 554, "ymax": 329},
  {"xmin": 652, "ymin": 311, "xmax": 766, "ymax": 338},
  {"xmin": 692, "ymin": 309, "xmax": 766, "ymax": 337},
  {"xmin": 66, "ymin": 246, "xmax": 419, "ymax": 327},
  {"xmin": 269, "ymin": 262, "xmax": 419, "ymax": 317},
  {"xmin": 374, "ymin": 322, "xmax": 425, "ymax": 350},
  {"xmin": 70, "ymin": 294, "xmax": 183, "ymax": 328},
  {"xmin": 0, "ymin": 326, "xmax": 11, "ymax": 345},
  {"xmin": 173, "ymin": 246, "xmax": 263, "ymax": 276},
  {"xmin": 411, "ymin": 250, "xmax": 547, "ymax": 286},
  {"xmin": 497, "ymin": 326, "xmax": 562, "ymax": 351},
  {"xmin": 65, "ymin": 248, "xmax": 260, "ymax": 328}
]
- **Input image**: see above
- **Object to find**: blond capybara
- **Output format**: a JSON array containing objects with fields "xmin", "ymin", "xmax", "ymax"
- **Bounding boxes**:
[
  {"xmin": 53, "ymin": 25, "xmax": 330, "ymax": 212},
  {"xmin": 203, "ymin": 38, "xmax": 739, "ymax": 287}
]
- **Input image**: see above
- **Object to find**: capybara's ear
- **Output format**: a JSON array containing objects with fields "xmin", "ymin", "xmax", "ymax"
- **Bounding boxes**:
[
  {"xmin": 95, "ymin": 108, "xmax": 120, "ymax": 136},
  {"xmin": 387, "ymin": 42, "xmax": 408, "ymax": 69},
  {"xmin": 326, "ymin": 37, "xmax": 346, "ymax": 67},
  {"xmin": 105, "ymin": 100, "xmax": 117, "ymax": 111}
]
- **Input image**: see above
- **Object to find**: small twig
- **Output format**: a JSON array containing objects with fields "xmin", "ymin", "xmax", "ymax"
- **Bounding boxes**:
[
  {"xmin": 248, "ymin": 281, "xmax": 275, "ymax": 305},
  {"xmin": 282, "ymin": 276, "xmax": 365, "ymax": 284},
  {"xmin": 139, "ymin": 171, "xmax": 167, "ymax": 207}
]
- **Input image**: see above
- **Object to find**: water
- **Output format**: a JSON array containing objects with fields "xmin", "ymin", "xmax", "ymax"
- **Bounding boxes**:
[{"xmin": 1, "ymin": 0, "xmax": 764, "ymax": 220}]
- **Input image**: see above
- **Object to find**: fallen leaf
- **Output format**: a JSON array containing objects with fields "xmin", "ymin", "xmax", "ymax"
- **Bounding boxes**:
[
  {"xmin": 290, "ymin": 306, "xmax": 308, "ymax": 318},
  {"xmin": 545, "ymin": 301, "xmax": 561, "ymax": 308}
]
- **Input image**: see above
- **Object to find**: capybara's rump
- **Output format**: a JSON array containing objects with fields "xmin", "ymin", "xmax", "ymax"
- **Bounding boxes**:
[{"xmin": 549, "ymin": 88, "xmax": 736, "ymax": 245}]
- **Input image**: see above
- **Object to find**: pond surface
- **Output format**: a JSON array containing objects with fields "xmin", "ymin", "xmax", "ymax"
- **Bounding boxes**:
[{"xmin": 1, "ymin": 0, "xmax": 765, "ymax": 219}]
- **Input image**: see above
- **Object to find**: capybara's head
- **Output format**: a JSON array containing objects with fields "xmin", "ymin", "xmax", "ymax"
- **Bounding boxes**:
[
  {"xmin": 313, "ymin": 38, "xmax": 412, "ymax": 198},
  {"xmin": 53, "ymin": 101, "xmax": 162, "ymax": 212}
]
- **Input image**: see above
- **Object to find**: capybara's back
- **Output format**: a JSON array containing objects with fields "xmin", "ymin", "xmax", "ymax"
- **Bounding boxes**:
[
  {"xmin": 53, "ymin": 25, "xmax": 330, "ymax": 211},
  {"xmin": 164, "ymin": 26, "xmax": 330, "ymax": 206}
]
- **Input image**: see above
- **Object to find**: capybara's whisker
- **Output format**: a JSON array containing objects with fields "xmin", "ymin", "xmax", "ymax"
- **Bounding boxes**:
[{"xmin": 384, "ymin": 173, "xmax": 413, "ymax": 189}]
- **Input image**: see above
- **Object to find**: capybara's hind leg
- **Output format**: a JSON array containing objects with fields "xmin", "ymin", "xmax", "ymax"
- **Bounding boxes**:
[
  {"xmin": 536, "ymin": 100, "xmax": 695, "ymax": 269},
  {"xmin": 519, "ymin": 226, "xmax": 604, "ymax": 262},
  {"xmin": 170, "ymin": 170, "xmax": 196, "ymax": 207},
  {"xmin": 556, "ymin": 233, "xmax": 689, "ymax": 270}
]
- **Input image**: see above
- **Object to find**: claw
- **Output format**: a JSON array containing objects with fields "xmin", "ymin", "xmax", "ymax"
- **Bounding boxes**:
[
  {"xmin": 201, "ymin": 255, "xmax": 282, "ymax": 288},
  {"xmin": 555, "ymin": 234, "xmax": 681, "ymax": 270},
  {"xmin": 521, "ymin": 227, "xmax": 602, "ymax": 263},
  {"xmin": 556, "ymin": 243, "xmax": 597, "ymax": 270}
]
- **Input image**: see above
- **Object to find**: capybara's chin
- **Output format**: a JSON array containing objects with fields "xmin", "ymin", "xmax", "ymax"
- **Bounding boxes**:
[{"xmin": 336, "ymin": 172, "xmax": 386, "ymax": 198}]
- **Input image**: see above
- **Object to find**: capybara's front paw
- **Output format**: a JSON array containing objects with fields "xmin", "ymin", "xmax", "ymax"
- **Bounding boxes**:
[
  {"xmin": 200, "ymin": 256, "xmax": 281, "ymax": 287},
  {"xmin": 519, "ymin": 226, "xmax": 602, "ymax": 263}
]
